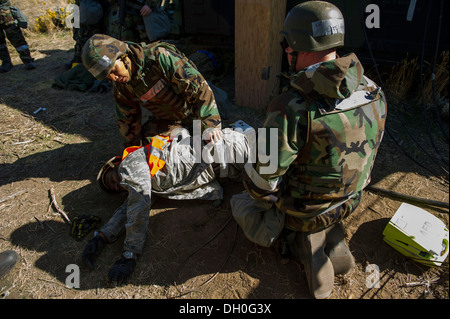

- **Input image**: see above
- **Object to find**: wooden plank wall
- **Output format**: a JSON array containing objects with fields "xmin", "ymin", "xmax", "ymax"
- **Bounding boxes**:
[{"xmin": 235, "ymin": 0, "xmax": 287, "ymax": 110}]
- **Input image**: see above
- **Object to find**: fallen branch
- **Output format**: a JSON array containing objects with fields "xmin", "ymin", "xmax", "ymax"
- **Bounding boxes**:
[
  {"xmin": 49, "ymin": 187, "xmax": 71, "ymax": 225},
  {"xmin": 34, "ymin": 216, "xmax": 57, "ymax": 233},
  {"xmin": 402, "ymin": 277, "xmax": 439, "ymax": 288},
  {"xmin": 11, "ymin": 140, "xmax": 33, "ymax": 145},
  {"xmin": 0, "ymin": 190, "xmax": 27, "ymax": 204},
  {"xmin": 366, "ymin": 185, "xmax": 449, "ymax": 210},
  {"xmin": 179, "ymin": 216, "xmax": 233, "ymax": 265}
]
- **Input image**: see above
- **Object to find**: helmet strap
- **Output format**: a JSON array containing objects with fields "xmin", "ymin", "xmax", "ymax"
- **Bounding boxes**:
[{"xmin": 289, "ymin": 51, "xmax": 298, "ymax": 74}]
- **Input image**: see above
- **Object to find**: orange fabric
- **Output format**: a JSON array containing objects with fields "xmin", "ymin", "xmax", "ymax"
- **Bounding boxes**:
[
  {"xmin": 122, "ymin": 146, "xmax": 141, "ymax": 160},
  {"xmin": 149, "ymin": 154, "xmax": 166, "ymax": 177},
  {"xmin": 121, "ymin": 135, "xmax": 170, "ymax": 177}
]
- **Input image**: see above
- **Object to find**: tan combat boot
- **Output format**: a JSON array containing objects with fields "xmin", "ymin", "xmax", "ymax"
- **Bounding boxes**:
[
  {"xmin": 291, "ymin": 229, "xmax": 335, "ymax": 299},
  {"xmin": 325, "ymin": 223, "xmax": 355, "ymax": 275}
]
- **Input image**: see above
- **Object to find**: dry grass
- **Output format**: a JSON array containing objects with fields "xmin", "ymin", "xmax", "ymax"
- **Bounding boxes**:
[
  {"xmin": 384, "ymin": 50, "xmax": 449, "ymax": 119},
  {"xmin": 385, "ymin": 54, "xmax": 420, "ymax": 105},
  {"xmin": 1, "ymin": 3, "xmax": 122, "ymax": 300},
  {"xmin": 422, "ymin": 51, "xmax": 449, "ymax": 117}
]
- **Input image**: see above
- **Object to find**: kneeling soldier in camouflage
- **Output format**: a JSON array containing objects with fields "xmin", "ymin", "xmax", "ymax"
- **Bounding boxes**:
[
  {"xmin": 82, "ymin": 128, "xmax": 251, "ymax": 286},
  {"xmin": 231, "ymin": 1, "xmax": 387, "ymax": 299}
]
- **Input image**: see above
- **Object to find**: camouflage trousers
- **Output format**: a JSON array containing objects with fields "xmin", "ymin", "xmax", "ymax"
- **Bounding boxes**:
[
  {"xmin": 231, "ymin": 189, "xmax": 363, "ymax": 250},
  {"xmin": 107, "ymin": 5, "xmax": 149, "ymax": 43},
  {"xmin": 72, "ymin": 0, "xmax": 106, "ymax": 61},
  {"xmin": 72, "ymin": 23, "xmax": 102, "ymax": 61},
  {"xmin": 0, "ymin": 6, "xmax": 32, "ymax": 63}
]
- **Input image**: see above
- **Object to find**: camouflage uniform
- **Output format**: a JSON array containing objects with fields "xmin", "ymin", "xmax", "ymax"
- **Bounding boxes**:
[
  {"xmin": 0, "ymin": 0, "xmax": 34, "ymax": 71},
  {"xmin": 238, "ymin": 53, "xmax": 387, "ymax": 236},
  {"xmin": 107, "ymin": 0, "xmax": 160, "ymax": 43},
  {"xmin": 100, "ymin": 128, "xmax": 251, "ymax": 255},
  {"xmin": 119, "ymin": 41, "xmax": 221, "ymax": 147},
  {"xmin": 82, "ymin": 34, "xmax": 221, "ymax": 147}
]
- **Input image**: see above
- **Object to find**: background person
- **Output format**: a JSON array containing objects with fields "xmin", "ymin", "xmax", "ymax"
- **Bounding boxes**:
[{"xmin": 0, "ymin": 0, "xmax": 35, "ymax": 72}]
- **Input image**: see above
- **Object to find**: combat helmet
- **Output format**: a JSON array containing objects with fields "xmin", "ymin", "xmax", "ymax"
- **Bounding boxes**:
[
  {"xmin": 81, "ymin": 34, "xmax": 128, "ymax": 80},
  {"xmin": 281, "ymin": 1, "xmax": 345, "ymax": 52}
]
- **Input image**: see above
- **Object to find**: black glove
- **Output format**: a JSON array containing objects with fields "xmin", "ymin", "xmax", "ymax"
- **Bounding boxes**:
[
  {"xmin": 82, "ymin": 235, "xmax": 106, "ymax": 270},
  {"xmin": 107, "ymin": 256, "xmax": 136, "ymax": 287}
]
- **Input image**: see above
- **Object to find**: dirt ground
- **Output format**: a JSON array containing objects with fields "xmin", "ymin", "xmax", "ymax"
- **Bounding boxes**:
[{"xmin": 0, "ymin": 1, "xmax": 449, "ymax": 302}]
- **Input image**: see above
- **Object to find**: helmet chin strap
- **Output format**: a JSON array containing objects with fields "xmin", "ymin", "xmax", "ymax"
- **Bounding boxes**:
[
  {"xmin": 280, "ymin": 51, "xmax": 298, "ymax": 81},
  {"xmin": 289, "ymin": 51, "xmax": 298, "ymax": 74}
]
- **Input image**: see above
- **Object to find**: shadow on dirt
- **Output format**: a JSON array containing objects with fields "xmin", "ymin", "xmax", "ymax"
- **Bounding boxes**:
[
  {"xmin": 0, "ymin": 141, "xmax": 121, "ymax": 187},
  {"xmin": 349, "ymin": 218, "xmax": 428, "ymax": 277},
  {"xmin": 9, "ymin": 180, "xmax": 311, "ymax": 298},
  {"xmin": 0, "ymin": 48, "xmax": 115, "ymax": 140}
]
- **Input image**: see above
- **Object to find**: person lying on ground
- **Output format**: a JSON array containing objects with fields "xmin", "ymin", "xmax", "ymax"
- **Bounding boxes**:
[{"xmin": 82, "ymin": 127, "xmax": 251, "ymax": 286}]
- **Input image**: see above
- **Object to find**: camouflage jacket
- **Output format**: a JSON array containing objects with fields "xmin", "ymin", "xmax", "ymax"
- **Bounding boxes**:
[
  {"xmin": 0, "ymin": 1, "xmax": 14, "ymax": 28},
  {"xmin": 114, "ymin": 41, "xmax": 221, "ymax": 147},
  {"xmin": 244, "ymin": 53, "xmax": 387, "ymax": 232},
  {"xmin": 124, "ymin": 128, "xmax": 251, "ymax": 201}
]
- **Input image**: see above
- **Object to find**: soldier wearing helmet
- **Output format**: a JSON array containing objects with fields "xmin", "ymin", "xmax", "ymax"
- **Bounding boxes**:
[
  {"xmin": 231, "ymin": 1, "xmax": 387, "ymax": 299},
  {"xmin": 82, "ymin": 34, "xmax": 223, "ymax": 148}
]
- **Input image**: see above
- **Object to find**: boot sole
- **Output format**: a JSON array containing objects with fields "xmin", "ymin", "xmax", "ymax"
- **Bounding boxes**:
[{"xmin": 0, "ymin": 250, "xmax": 19, "ymax": 279}]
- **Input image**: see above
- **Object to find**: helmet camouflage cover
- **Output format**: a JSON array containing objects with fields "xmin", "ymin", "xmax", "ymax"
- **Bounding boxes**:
[
  {"xmin": 281, "ymin": 0, "xmax": 345, "ymax": 52},
  {"xmin": 81, "ymin": 34, "xmax": 129, "ymax": 80}
]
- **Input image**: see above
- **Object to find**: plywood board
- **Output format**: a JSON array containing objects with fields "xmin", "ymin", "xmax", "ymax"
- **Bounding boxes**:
[{"xmin": 235, "ymin": 0, "xmax": 286, "ymax": 110}]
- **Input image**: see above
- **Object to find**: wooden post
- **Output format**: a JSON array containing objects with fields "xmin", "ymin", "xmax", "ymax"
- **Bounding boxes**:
[{"xmin": 235, "ymin": 0, "xmax": 287, "ymax": 110}]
